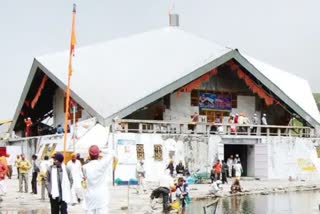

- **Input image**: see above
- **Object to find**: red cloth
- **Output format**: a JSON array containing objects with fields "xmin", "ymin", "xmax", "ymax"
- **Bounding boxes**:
[
  {"xmin": 213, "ymin": 162, "xmax": 222, "ymax": 173},
  {"xmin": 24, "ymin": 119, "xmax": 32, "ymax": 137},
  {"xmin": 0, "ymin": 160, "xmax": 7, "ymax": 180},
  {"xmin": 234, "ymin": 115, "xmax": 239, "ymax": 124}
]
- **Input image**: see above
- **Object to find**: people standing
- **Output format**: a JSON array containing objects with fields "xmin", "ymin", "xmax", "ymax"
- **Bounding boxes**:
[
  {"xmin": 39, "ymin": 155, "xmax": 50, "ymax": 200},
  {"xmin": 0, "ymin": 156, "xmax": 8, "ymax": 200},
  {"xmin": 18, "ymin": 154, "xmax": 31, "ymax": 193},
  {"xmin": 5, "ymin": 154, "xmax": 13, "ymax": 179},
  {"xmin": 221, "ymin": 160, "xmax": 228, "ymax": 184},
  {"xmin": 176, "ymin": 177, "xmax": 189, "ymax": 214},
  {"xmin": 213, "ymin": 160, "xmax": 222, "ymax": 181},
  {"xmin": 252, "ymin": 113, "xmax": 259, "ymax": 134},
  {"xmin": 234, "ymin": 154, "xmax": 241, "ymax": 164},
  {"xmin": 166, "ymin": 160, "xmax": 174, "ymax": 177},
  {"xmin": 31, "ymin": 154, "xmax": 40, "ymax": 194},
  {"xmin": 24, "ymin": 117, "xmax": 33, "ymax": 137},
  {"xmin": 15, "ymin": 155, "xmax": 21, "ymax": 179},
  {"xmin": 46, "ymin": 153, "xmax": 73, "ymax": 214},
  {"xmin": 82, "ymin": 145, "xmax": 116, "ymax": 214},
  {"xmin": 190, "ymin": 112, "xmax": 199, "ymax": 133},
  {"xmin": 227, "ymin": 155, "xmax": 234, "ymax": 178},
  {"xmin": 261, "ymin": 113, "xmax": 268, "ymax": 135},
  {"xmin": 56, "ymin": 124, "xmax": 65, "ymax": 134},
  {"xmin": 210, "ymin": 164, "xmax": 215, "ymax": 183},
  {"xmin": 228, "ymin": 115, "xmax": 236, "ymax": 133},
  {"xmin": 175, "ymin": 160, "xmax": 185, "ymax": 176},
  {"xmin": 234, "ymin": 161, "xmax": 243, "ymax": 180},
  {"xmin": 67, "ymin": 153, "xmax": 83, "ymax": 205},
  {"xmin": 136, "ymin": 160, "xmax": 146, "ymax": 194}
]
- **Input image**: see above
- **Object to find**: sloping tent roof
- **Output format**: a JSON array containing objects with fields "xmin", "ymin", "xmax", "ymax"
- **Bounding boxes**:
[{"xmin": 10, "ymin": 27, "xmax": 320, "ymax": 131}]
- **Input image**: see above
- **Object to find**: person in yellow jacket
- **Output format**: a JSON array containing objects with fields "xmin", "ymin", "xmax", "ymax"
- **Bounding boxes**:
[
  {"xmin": 17, "ymin": 154, "xmax": 31, "ymax": 193},
  {"xmin": 15, "ymin": 155, "xmax": 21, "ymax": 179}
]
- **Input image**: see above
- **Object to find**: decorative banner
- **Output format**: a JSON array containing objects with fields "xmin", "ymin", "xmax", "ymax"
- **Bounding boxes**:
[
  {"xmin": 227, "ymin": 61, "xmax": 274, "ymax": 106},
  {"xmin": 177, "ymin": 68, "xmax": 218, "ymax": 96},
  {"xmin": 31, "ymin": 75, "xmax": 48, "ymax": 109},
  {"xmin": 199, "ymin": 92, "xmax": 232, "ymax": 111}
]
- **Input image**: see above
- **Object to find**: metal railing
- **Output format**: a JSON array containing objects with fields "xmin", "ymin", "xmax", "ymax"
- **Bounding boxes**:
[{"xmin": 115, "ymin": 119, "xmax": 314, "ymax": 138}]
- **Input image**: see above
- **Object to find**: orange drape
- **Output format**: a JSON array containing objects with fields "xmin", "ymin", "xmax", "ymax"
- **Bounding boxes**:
[{"xmin": 31, "ymin": 75, "xmax": 48, "ymax": 109}]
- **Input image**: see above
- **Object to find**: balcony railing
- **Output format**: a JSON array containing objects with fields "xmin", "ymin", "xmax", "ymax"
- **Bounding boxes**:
[{"xmin": 115, "ymin": 119, "xmax": 314, "ymax": 138}]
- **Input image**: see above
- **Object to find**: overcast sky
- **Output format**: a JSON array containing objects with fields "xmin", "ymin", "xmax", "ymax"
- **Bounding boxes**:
[{"xmin": 1, "ymin": 0, "xmax": 319, "ymax": 120}]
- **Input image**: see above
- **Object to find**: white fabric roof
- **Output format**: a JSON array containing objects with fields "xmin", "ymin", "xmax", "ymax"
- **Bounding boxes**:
[
  {"xmin": 35, "ymin": 27, "xmax": 320, "ymax": 125},
  {"xmin": 245, "ymin": 56, "xmax": 320, "ymax": 124},
  {"xmin": 37, "ymin": 27, "xmax": 230, "ymax": 120},
  {"xmin": 75, "ymin": 124, "xmax": 109, "ymax": 157}
]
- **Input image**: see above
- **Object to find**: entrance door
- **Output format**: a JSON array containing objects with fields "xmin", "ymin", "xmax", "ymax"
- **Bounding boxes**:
[{"xmin": 224, "ymin": 144, "xmax": 248, "ymax": 176}]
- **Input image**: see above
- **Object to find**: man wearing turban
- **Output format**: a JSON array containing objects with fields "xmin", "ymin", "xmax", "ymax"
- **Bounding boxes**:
[{"xmin": 82, "ymin": 145, "xmax": 116, "ymax": 214}]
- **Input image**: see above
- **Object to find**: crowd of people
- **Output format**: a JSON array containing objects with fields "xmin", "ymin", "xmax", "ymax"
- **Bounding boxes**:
[
  {"xmin": 189, "ymin": 111, "xmax": 269, "ymax": 135},
  {"xmin": 147, "ymin": 160, "xmax": 191, "ymax": 214},
  {"xmin": 0, "ymin": 145, "xmax": 117, "ymax": 214},
  {"xmin": 227, "ymin": 113, "xmax": 268, "ymax": 134},
  {"xmin": 209, "ymin": 154, "xmax": 244, "ymax": 196}
]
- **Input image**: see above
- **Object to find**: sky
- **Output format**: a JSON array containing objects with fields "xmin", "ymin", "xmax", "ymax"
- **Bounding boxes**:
[{"xmin": 0, "ymin": 0, "xmax": 319, "ymax": 120}]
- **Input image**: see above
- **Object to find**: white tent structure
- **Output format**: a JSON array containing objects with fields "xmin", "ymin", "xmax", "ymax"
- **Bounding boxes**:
[{"xmin": 9, "ymin": 27, "xmax": 320, "ymax": 133}]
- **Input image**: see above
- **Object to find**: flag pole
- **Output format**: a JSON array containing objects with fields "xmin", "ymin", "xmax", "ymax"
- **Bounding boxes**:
[{"xmin": 63, "ymin": 4, "xmax": 77, "ymax": 162}]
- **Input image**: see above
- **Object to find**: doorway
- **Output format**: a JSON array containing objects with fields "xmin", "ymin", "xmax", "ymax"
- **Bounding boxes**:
[{"xmin": 224, "ymin": 144, "xmax": 248, "ymax": 176}]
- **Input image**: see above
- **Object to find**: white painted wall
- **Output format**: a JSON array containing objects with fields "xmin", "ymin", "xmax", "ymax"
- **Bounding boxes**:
[
  {"xmin": 265, "ymin": 137, "xmax": 320, "ymax": 180},
  {"xmin": 232, "ymin": 95, "xmax": 257, "ymax": 119},
  {"xmin": 112, "ymin": 133, "xmax": 216, "ymax": 182},
  {"xmin": 247, "ymin": 145, "xmax": 255, "ymax": 176},
  {"xmin": 254, "ymin": 143, "xmax": 269, "ymax": 178},
  {"xmin": 164, "ymin": 92, "xmax": 198, "ymax": 121}
]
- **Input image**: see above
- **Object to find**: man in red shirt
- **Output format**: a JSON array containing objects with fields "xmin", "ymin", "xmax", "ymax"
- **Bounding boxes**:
[
  {"xmin": 213, "ymin": 160, "xmax": 222, "ymax": 181},
  {"xmin": 24, "ymin": 117, "xmax": 32, "ymax": 137}
]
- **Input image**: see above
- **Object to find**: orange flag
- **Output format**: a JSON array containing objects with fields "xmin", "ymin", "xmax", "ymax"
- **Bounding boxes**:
[
  {"xmin": 69, "ymin": 4, "xmax": 77, "ymax": 76},
  {"xmin": 63, "ymin": 4, "xmax": 77, "ymax": 160}
]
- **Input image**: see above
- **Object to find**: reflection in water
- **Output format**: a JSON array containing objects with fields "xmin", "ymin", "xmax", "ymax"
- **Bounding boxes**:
[
  {"xmin": 0, "ymin": 210, "xmax": 47, "ymax": 214},
  {"xmin": 188, "ymin": 190, "xmax": 320, "ymax": 214}
]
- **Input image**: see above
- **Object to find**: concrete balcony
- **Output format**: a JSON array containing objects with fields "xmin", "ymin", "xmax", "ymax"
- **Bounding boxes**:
[{"xmin": 115, "ymin": 119, "xmax": 314, "ymax": 138}]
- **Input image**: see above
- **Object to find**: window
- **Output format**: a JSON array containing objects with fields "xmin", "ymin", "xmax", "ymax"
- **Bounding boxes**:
[
  {"xmin": 154, "ymin": 144, "xmax": 163, "ymax": 161},
  {"xmin": 191, "ymin": 90, "xmax": 199, "ymax": 106},
  {"xmin": 231, "ymin": 93, "xmax": 237, "ymax": 108},
  {"xmin": 136, "ymin": 144, "xmax": 145, "ymax": 160}
]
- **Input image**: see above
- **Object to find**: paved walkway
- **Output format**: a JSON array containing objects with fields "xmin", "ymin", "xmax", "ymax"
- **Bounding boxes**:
[{"xmin": 1, "ymin": 177, "xmax": 320, "ymax": 213}]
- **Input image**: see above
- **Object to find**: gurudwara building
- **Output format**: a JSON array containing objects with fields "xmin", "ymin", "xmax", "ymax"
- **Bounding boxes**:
[{"xmin": 6, "ymin": 18, "xmax": 320, "ymax": 182}]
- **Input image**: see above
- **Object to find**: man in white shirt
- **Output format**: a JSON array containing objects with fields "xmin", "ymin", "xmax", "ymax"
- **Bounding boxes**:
[
  {"xmin": 39, "ymin": 155, "xmax": 50, "ymax": 200},
  {"xmin": 67, "ymin": 153, "xmax": 83, "ymax": 204},
  {"xmin": 82, "ymin": 145, "xmax": 116, "ymax": 214}
]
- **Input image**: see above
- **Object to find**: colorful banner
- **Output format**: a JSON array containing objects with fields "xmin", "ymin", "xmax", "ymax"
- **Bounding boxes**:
[{"xmin": 199, "ymin": 92, "xmax": 232, "ymax": 111}]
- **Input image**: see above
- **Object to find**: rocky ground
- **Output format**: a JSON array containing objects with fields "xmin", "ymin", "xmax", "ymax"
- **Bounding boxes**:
[{"xmin": 1, "ymin": 177, "xmax": 320, "ymax": 213}]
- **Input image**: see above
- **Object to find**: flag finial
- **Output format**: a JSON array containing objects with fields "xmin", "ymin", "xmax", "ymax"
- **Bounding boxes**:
[{"xmin": 73, "ymin": 3, "xmax": 76, "ymax": 13}]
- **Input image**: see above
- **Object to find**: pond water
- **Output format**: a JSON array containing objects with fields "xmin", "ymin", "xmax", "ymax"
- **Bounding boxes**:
[{"xmin": 188, "ymin": 190, "xmax": 320, "ymax": 214}]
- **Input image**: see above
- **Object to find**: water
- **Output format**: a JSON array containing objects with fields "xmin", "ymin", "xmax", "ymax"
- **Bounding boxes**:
[{"xmin": 188, "ymin": 190, "xmax": 320, "ymax": 214}]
